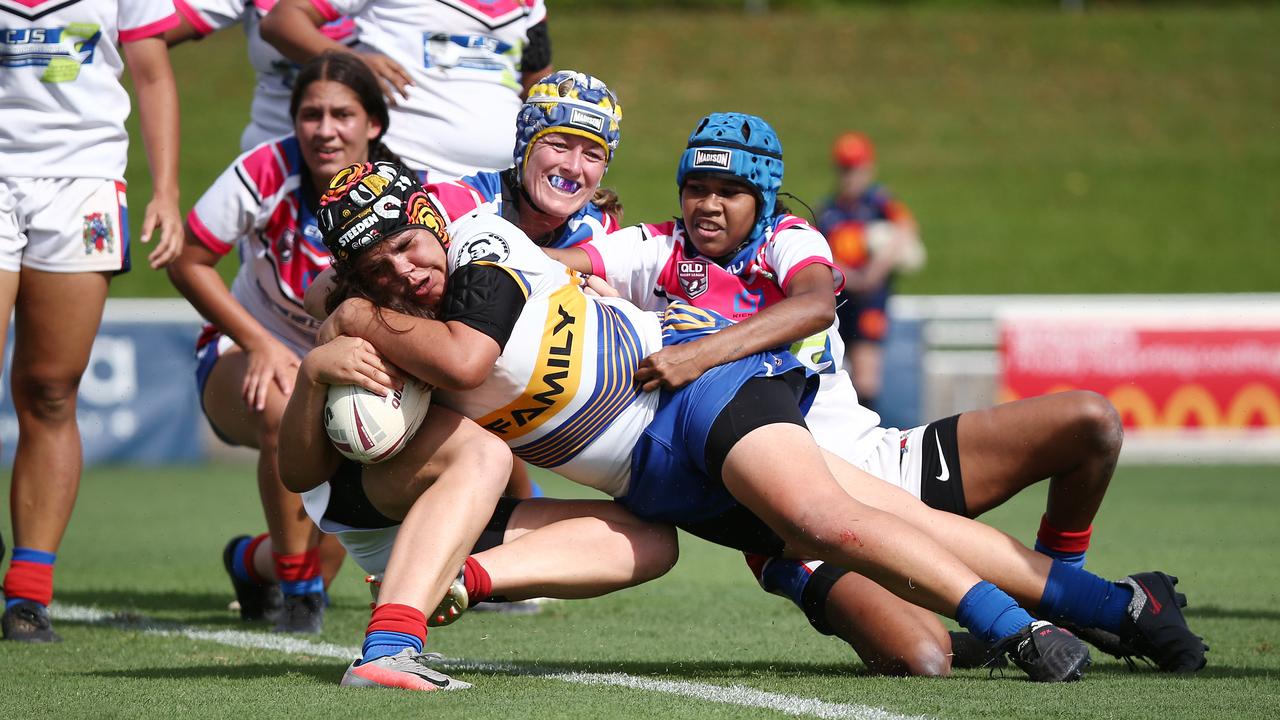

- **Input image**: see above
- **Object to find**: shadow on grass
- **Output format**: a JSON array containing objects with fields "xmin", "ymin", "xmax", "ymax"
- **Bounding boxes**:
[
  {"xmin": 87, "ymin": 662, "xmax": 340, "ymax": 684},
  {"xmin": 55, "ymin": 588, "xmax": 246, "ymax": 627},
  {"xmin": 1184, "ymin": 605, "xmax": 1280, "ymax": 622},
  {"xmin": 1077, "ymin": 662, "xmax": 1277, "ymax": 680}
]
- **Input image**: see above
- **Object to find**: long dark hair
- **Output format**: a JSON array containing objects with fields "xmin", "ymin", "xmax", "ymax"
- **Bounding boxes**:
[
  {"xmin": 289, "ymin": 51, "xmax": 402, "ymax": 166},
  {"xmin": 324, "ymin": 242, "xmax": 437, "ymax": 332}
]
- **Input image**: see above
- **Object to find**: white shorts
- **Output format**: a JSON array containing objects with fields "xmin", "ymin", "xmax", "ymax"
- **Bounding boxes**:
[
  {"xmin": 806, "ymin": 370, "xmax": 887, "ymax": 465},
  {"xmin": 852, "ymin": 414, "xmax": 968, "ymax": 514},
  {"xmin": 0, "ymin": 177, "xmax": 130, "ymax": 273},
  {"xmin": 301, "ymin": 481, "xmax": 400, "ymax": 575}
]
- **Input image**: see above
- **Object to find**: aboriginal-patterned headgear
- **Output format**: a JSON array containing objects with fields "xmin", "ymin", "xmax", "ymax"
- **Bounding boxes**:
[
  {"xmin": 317, "ymin": 162, "xmax": 448, "ymax": 266},
  {"xmin": 676, "ymin": 112, "xmax": 784, "ymax": 268},
  {"xmin": 513, "ymin": 70, "xmax": 622, "ymax": 183}
]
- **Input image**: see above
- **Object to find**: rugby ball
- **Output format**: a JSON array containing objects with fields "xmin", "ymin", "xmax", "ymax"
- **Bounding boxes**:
[{"xmin": 324, "ymin": 380, "xmax": 432, "ymax": 464}]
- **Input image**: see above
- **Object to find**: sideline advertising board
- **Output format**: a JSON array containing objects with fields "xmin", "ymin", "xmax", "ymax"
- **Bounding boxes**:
[{"xmin": 1000, "ymin": 300, "xmax": 1280, "ymax": 462}]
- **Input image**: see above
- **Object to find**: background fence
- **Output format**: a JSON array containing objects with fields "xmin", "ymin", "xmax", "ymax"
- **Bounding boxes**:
[{"xmin": 4, "ymin": 295, "xmax": 1276, "ymax": 467}]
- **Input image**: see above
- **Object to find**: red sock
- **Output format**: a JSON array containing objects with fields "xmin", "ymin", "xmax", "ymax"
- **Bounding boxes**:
[
  {"xmin": 1037, "ymin": 515, "xmax": 1093, "ymax": 554},
  {"xmin": 743, "ymin": 552, "xmax": 770, "ymax": 583},
  {"xmin": 463, "ymin": 556, "xmax": 492, "ymax": 604},
  {"xmin": 242, "ymin": 534, "xmax": 270, "ymax": 585},
  {"xmin": 3, "ymin": 560, "xmax": 55, "ymax": 607},
  {"xmin": 274, "ymin": 548, "xmax": 322, "ymax": 584},
  {"xmin": 367, "ymin": 602, "xmax": 428, "ymax": 644}
]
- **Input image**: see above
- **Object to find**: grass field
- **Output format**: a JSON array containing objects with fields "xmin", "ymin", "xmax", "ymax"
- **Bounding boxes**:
[
  {"xmin": 112, "ymin": 5, "xmax": 1278, "ymax": 299},
  {"xmin": 1, "ymin": 463, "xmax": 1278, "ymax": 719}
]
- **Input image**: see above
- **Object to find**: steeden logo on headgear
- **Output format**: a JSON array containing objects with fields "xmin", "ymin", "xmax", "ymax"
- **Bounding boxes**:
[
  {"xmin": 568, "ymin": 107, "xmax": 606, "ymax": 134},
  {"xmin": 693, "ymin": 148, "xmax": 732, "ymax": 169}
]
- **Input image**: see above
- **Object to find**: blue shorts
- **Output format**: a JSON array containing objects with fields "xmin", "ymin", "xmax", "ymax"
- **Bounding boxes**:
[{"xmin": 621, "ymin": 347, "xmax": 812, "ymax": 526}]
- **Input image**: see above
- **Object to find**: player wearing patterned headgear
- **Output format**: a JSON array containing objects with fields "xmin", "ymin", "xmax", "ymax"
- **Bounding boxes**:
[
  {"xmin": 284, "ymin": 159, "xmax": 1138, "ymax": 689},
  {"xmin": 165, "ymin": 0, "xmax": 358, "ymax": 152},
  {"xmin": 1, "ymin": 0, "xmax": 182, "ymax": 643},
  {"xmin": 546, "ymin": 112, "xmax": 1207, "ymax": 676},
  {"xmin": 426, "ymin": 70, "xmax": 624, "ymax": 248},
  {"xmin": 262, "ymin": 0, "xmax": 553, "ymax": 178},
  {"xmin": 305, "ymin": 68, "xmax": 626, "ymax": 499}
]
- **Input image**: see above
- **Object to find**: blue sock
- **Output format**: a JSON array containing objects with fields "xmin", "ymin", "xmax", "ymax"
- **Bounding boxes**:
[
  {"xmin": 4, "ymin": 548, "xmax": 56, "ymax": 610},
  {"xmin": 1038, "ymin": 560, "xmax": 1132, "ymax": 633},
  {"xmin": 758, "ymin": 558, "xmax": 816, "ymax": 608},
  {"xmin": 229, "ymin": 537, "xmax": 256, "ymax": 584},
  {"xmin": 1034, "ymin": 540, "xmax": 1086, "ymax": 569},
  {"xmin": 955, "ymin": 581, "xmax": 1036, "ymax": 645},
  {"xmin": 280, "ymin": 576, "xmax": 324, "ymax": 596},
  {"xmin": 359, "ymin": 630, "xmax": 423, "ymax": 664}
]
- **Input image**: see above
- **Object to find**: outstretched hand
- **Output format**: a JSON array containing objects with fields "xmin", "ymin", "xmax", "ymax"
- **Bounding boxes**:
[
  {"xmin": 358, "ymin": 52, "xmax": 413, "ymax": 103},
  {"xmin": 635, "ymin": 343, "xmax": 708, "ymax": 392},
  {"xmin": 141, "ymin": 196, "xmax": 183, "ymax": 269},
  {"xmin": 242, "ymin": 339, "xmax": 301, "ymax": 412}
]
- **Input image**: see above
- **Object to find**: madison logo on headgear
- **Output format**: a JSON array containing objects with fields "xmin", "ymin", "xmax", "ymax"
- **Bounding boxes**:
[
  {"xmin": 693, "ymin": 148, "xmax": 732, "ymax": 169},
  {"xmin": 569, "ymin": 107, "xmax": 605, "ymax": 134},
  {"xmin": 677, "ymin": 259, "xmax": 708, "ymax": 299}
]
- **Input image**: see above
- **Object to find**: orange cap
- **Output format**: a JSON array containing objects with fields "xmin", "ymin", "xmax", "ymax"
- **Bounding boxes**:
[{"xmin": 832, "ymin": 132, "xmax": 876, "ymax": 168}]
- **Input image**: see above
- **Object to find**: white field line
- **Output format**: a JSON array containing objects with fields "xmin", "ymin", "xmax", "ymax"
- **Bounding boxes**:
[{"xmin": 52, "ymin": 603, "xmax": 927, "ymax": 720}]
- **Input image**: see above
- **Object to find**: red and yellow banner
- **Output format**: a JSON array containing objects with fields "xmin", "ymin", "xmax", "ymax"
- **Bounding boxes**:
[{"xmin": 1000, "ymin": 319, "xmax": 1280, "ymax": 430}]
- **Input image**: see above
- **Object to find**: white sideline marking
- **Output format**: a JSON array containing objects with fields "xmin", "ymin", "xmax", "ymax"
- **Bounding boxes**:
[{"xmin": 52, "ymin": 603, "xmax": 927, "ymax": 720}]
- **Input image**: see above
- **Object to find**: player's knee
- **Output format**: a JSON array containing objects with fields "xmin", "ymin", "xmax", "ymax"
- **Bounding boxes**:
[
  {"xmin": 465, "ymin": 432, "xmax": 514, "ymax": 494},
  {"xmin": 1070, "ymin": 391, "xmax": 1123, "ymax": 459},
  {"xmin": 632, "ymin": 523, "xmax": 679, "ymax": 582},
  {"xmin": 12, "ymin": 375, "xmax": 81, "ymax": 424},
  {"xmin": 862, "ymin": 636, "xmax": 952, "ymax": 678}
]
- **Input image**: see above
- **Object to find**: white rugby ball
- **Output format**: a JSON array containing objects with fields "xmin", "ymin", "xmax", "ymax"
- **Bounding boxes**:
[{"xmin": 324, "ymin": 380, "xmax": 432, "ymax": 464}]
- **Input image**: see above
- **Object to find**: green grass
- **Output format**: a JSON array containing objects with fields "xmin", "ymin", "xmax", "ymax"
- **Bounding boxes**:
[
  {"xmin": 2, "ymin": 463, "xmax": 1278, "ymax": 718},
  {"xmin": 114, "ymin": 5, "xmax": 1279, "ymax": 298}
]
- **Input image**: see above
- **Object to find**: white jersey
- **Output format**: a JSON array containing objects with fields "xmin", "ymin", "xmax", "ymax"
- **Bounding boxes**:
[
  {"xmin": 311, "ymin": 0, "xmax": 546, "ymax": 177},
  {"xmin": 584, "ymin": 218, "xmax": 887, "ymax": 465},
  {"xmin": 187, "ymin": 136, "xmax": 330, "ymax": 353},
  {"xmin": 173, "ymin": 0, "xmax": 356, "ymax": 151},
  {"xmin": 0, "ymin": 0, "xmax": 176, "ymax": 180},
  {"xmin": 435, "ymin": 212, "xmax": 663, "ymax": 498}
]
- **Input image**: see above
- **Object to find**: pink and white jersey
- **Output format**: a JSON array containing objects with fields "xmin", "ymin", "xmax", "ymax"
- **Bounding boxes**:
[
  {"xmin": 584, "ymin": 215, "xmax": 888, "ymax": 464},
  {"xmin": 174, "ymin": 0, "xmax": 356, "ymax": 151},
  {"xmin": 583, "ymin": 216, "xmax": 847, "ymax": 371},
  {"xmin": 0, "ymin": 0, "xmax": 176, "ymax": 179},
  {"xmin": 187, "ymin": 136, "xmax": 330, "ymax": 353},
  {"xmin": 310, "ymin": 0, "xmax": 546, "ymax": 177}
]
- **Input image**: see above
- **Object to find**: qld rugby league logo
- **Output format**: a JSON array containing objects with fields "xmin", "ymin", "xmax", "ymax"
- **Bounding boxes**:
[{"xmin": 677, "ymin": 259, "xmax": 708, "ymax": 299}]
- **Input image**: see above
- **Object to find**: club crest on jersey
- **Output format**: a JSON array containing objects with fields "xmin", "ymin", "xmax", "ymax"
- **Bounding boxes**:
[
  {"xmin": 459, "ymin": 232, "xmax": 510, "ymax": 265},
  {"xmin": 677, "ymin": 259, "xmax": 708, "ymax": 299},
  {"xmin": 82, "ymin": 212, "xmax": 113, "ymax": 255},
  {"xmin": 568, "ymin": 108, "xmax": 606, "ymax": 134},
  {"xmin": 692, "ymin": 149, "xmax": 732, "ymax": 170}
]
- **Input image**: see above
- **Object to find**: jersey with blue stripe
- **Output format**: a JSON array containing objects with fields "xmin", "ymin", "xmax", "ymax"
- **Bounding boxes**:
[{"xmin": 434, "ymin": 211, "xmax": 662, "ymax": 498}]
